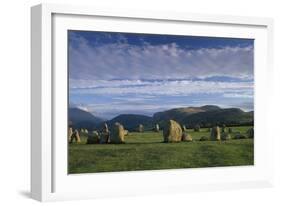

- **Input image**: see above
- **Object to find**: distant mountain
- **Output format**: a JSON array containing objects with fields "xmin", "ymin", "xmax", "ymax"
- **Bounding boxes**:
[
  {"xmin": 153, "ymin": 105, "xmax": 220, "ymax": 123},
  {"xmin": 153, "ymin": 105, "xmax": 253, "ymax": 128},
  {"xmin": 69, "ymin": 105, "xmax": 253, "ymax": 131},
  {"xmin": 107, "ymin": 114, "xmax": 154, "ymax": 131},
  {"xmin": 68, "ymin": 108, "xmax": 103, "ymax": 130}
]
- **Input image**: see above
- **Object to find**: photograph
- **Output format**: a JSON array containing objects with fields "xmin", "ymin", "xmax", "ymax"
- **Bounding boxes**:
[{"xmin": 67, "ymin": 30, "xmax": 254, "ymax": 174}]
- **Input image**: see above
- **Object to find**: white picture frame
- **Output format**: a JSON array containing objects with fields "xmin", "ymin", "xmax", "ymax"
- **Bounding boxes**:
[{"xmin": 31, "ymin": 3, "xmax": 274, "ymax": 202}]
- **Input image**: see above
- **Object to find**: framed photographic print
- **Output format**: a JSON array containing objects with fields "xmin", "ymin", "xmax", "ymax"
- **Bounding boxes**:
[{"xmin": 31, "ymin": 3, "xmax": 274, "ymax": 201}]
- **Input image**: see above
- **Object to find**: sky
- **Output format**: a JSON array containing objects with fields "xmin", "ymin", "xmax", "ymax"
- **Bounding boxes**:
[{"xmin": 68, "ymin": 30, "xmax": 254, "ymax": 120}]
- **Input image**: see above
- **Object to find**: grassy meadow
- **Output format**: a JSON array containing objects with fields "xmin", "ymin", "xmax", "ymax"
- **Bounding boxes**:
[{"xmin": 68, "ymin": 126, "xmax": 254, "ymax": 174}]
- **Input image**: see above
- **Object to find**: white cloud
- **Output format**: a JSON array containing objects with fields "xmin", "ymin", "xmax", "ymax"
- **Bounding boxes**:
[
  {"xmin": 223, "ymin": 93, "xmax": 253, "ymax": 98},
  {"xmin": 76, "ymin": 105, "xmax": 89, "ymax": 112},
  {"xmin": 69, "ymin": 79, "xmax": 253, "ymax": 97},
  {"xmin": 69, "ymin": 34, "xmax": 254, "ymax": 81}
]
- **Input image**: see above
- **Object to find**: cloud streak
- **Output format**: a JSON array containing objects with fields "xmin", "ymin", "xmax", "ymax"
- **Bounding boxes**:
[
  {"xmin": 69, "ymin": 79, "xmax": 253, "ymax": 98},
  {"xmin": 69, "ymin": 33, "xmax": 253, "ymax": 80}
]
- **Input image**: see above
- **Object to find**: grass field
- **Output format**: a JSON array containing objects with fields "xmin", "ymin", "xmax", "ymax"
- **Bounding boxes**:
[{"xmin": 68, "ymin": 126, "xmax": 254, "ymax": 174}]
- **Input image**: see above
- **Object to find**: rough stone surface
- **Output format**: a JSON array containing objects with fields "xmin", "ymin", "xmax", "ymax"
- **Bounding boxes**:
[
  {"xmin": 234, "ymin": 133, "xmax": 246, "ymax": 139},
  {"xmin": 155, "ymin": 124, "xmax": 160, "ymax": 132},
  {"xmin": 221, "ymin": 132, "xmax": 231, "ymax": 140},
  {"xmin": 110, "ymin": 122, "xmax": 125, "ymax": 144},
  {"xmin": 103, "ymin": 123, "xmax": 109, "ymax": 133},
  {"xmin": 100, "ymin": 132, "xmax": 109, "ymax": 144},
  {"xmin": 181, "ymin": 133, "xmax": 192, "ymax": 142},
  {"xmin": 70, "ymin": 129, "xmax": 81, "ymax": 143},
  {"xmin": 99, "ymin": 123, "xmax": 110, "ymax": 144},
  {"xmin": 87, "ymin": 131, "xmax": 100, "ymax": 144},
  {"xmin": 138, "ymin": 124, "xmax": 144, "ymax": 132},
  {"xmin": 247, "ymin": 128, "xmax": 254, "ymax": 138},
  {"xmin": 163, "ymin": 120, "xmax": 182, "ymax": 143},
  {"xmin": 210, "ymin": 126, "xmax": 221, "ymax": 141},
  {"xmin": 68, "ymin": 127, "xmax": 73, "ymax": 142},
  {"xmin": 124, "ymin": 130, "xmax": 129, "ymax": 136}
]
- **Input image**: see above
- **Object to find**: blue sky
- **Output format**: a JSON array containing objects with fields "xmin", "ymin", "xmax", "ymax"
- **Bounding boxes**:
[{"xmin": 68, "ymin": 31, "xmax": 254, "ymax": 119}]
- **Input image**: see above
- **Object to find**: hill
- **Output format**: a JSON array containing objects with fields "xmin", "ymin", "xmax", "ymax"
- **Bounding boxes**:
[
  {"xmin": 153, "ymin": 105, "xmax": 220, "ymax": 123},
  {"xmin": 69, "ymin": 105, "xmax": 253, "ymax": 131},
  {"xmin": 107, "ymin": 114, "xmax": 154, "ymax": 131},
  {"xmin": 153, "ymin": 105, "xmax": 253, "ymax": 128},
  {"xmin": 68, "ymin": 108, "xmax": 103, "ymax": 130}
]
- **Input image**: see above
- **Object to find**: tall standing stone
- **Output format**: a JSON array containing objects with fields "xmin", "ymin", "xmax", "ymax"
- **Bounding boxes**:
[
  {"xmin": 110, "ymin": 122, "xmax": 125, "ymax": 144},
  {"xmin": 70, "ymin": 129, "xmax": 81, "ymax": 143},
  {"xmin": 210, "ymin": 126, "xmax": 221, "ymax": 141},
  {"xmin": 163, "ymin": 120, "xmax": 182, "ymax": 143},
  {"xmin": 154, "ymin": 124, "xmax": 160, "ymax": 132},
  {"xmin": 247, "ymin": 128, "xmax": 254, "ymax": 138},
  {"xmin": 87, "ymin": 131, "xmax": 100, "ymax": 144},
  {"xmin": 100, "ymin": 123, "xmax": 110, "ymax": 144},
  {"xmin": 138, "ymin": 124, "xmax": 144, "ymax": 132},
  {"xmin": 68, "ymin": 127, "xmax": 73, "ymax": 142}
]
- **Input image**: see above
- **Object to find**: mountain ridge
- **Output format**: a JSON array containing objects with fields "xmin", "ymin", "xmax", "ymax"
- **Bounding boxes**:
[
  {"xmin": 68, "ymin": 107, "xmax": 103, "ymax": 130},
  {"xmin": 153, "ymin": 105, "xmax": 253, "ymax": 128},
  {"xmin": 69, "ymin": 105, "xmax": 253, "ymax": 130}
]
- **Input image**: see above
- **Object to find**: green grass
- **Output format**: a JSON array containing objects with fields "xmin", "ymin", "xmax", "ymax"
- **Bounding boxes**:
[{"xmin": 68, "ymin": 126, "xmax": 253, "ymax": 174}]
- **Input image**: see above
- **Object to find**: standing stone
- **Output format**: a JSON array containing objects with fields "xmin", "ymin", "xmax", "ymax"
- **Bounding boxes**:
[
  {"xmin": 181, "ymin": 133, "xmax": 192, "ymax": 142},
  {"xmin": 182, "ymin": 125, "xmax": 187, "ymax": 132},
  {"xmin": 70, "ymin": 129, "xmax": 81, "ymax": 143},
  {"xmin": 210, "ymin": 126, "xmax": 221, "ymax": 141},
  {"xmin": 103, "ymin": 123, "xmax": 109, "ymax": 133},
  {"xmin": 234, "ymin": 133, "xmax": 246, "ymax": 139},
  {"xmin": 100, "ymin": 132, "xmax": 109, "ymax": 144},
  {"xmin": 124, "ymin": 130, "xmax": 129, "ymax": 136},
  {"xmin": 100, "ymin": 123, "xmax": 110, "ymax": 144},
  {"xmin": 221, "ymin": 132, "xmax": 231, "ymax": 140},
  {"xmin": 138, "ymin": 124, "xmax": 144, "ymax": 132},
  {"xmin": 110, "ymin": 122, "xmax": 125, "ymax": 144},
  {"xmin": 87, "ymin": 131, "xmax": 100, "ymax": 144},
  {"xmin": 163, "ymin": 120, "xmax": 182, "ymax": 143},
  {"xmin": 68, "ymin": 127, "xmax": 73, "ymax": 142},
  {"xmin": 84, "ymin": 129, "xmax": 88, "ymax": 133},
  {"xmin": 247, "ymin": 128, "xmax": 254, "ymax": 138},
  {"xmin": 155, "ymin": 124, "xmax": 160, "ymax": 132}
]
